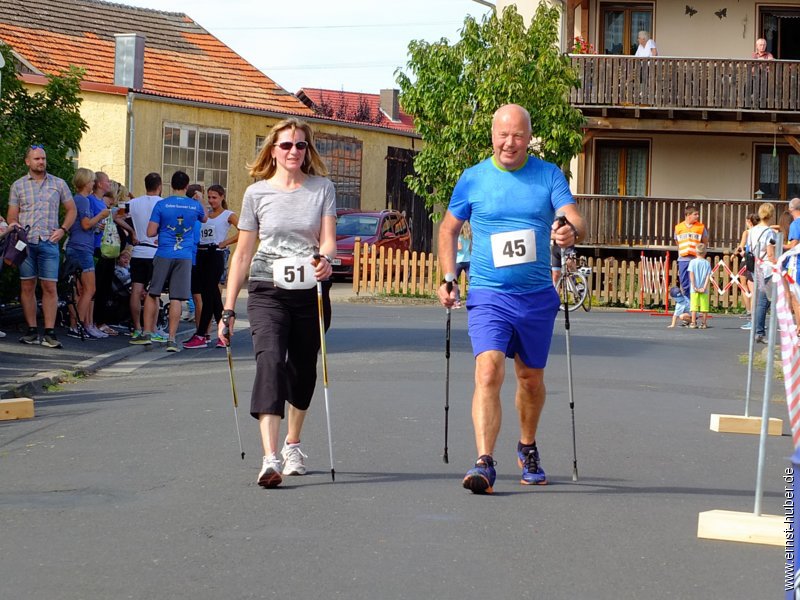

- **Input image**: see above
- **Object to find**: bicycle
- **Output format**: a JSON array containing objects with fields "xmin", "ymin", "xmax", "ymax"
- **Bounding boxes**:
[{"xmin": 555, "ymin": 250, "xmax": 592, "ymax": 312}]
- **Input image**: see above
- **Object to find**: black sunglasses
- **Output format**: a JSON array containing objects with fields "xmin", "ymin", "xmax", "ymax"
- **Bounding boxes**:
[{"xmin": 274, "ymin": 141, "xmax": 309, "ymax": 151}]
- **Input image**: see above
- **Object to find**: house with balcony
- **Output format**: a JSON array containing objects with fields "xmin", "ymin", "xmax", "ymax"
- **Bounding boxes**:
[{"xmin": 503, "ymin": 0, "xmax": 800, "ymax": 256}]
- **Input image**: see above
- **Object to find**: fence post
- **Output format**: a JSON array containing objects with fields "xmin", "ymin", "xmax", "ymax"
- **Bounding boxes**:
[{"xmin": 352, "ymin": 237, "xmax": 361, "ymax": 295}]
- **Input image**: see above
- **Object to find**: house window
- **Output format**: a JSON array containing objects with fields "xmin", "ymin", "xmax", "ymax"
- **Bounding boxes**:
[
  {"xmin": 600, "ymin": 3, "xmax": 654, "ymax": 55},
  {"xmin": 759, "ymin": 7, "xmax": 800, "ymax": 60},
  {"xmin": 755, "ymin": 146, "xmax": 800, "ymax": 200},
  {"xmin": 255, "ymin": 135, "xmax": 265, "ymax": 159},
  {"xmin": 315, "ymin": 133, "xmax": 362, "ymax": 209},
  {"xmin": 594, "ymin": 140, "xmax": 650, "ymax": 195},
  {"xmin": 163, "ymin": 123, "xmax": 229, "ymax": 192}
]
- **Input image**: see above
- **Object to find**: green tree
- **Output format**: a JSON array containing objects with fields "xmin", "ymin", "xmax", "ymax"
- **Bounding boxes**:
[
  {"xmin": 395, "ymin": 4, "xmax": 585, "ymax": 217},
  {"xmin": 0, "ymin": 44, "xmax": 87, "ymax": 301}
]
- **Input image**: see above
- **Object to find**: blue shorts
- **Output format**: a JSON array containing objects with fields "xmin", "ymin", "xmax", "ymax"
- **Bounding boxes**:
[
  {"xmin": 19, "ymin": 240, "xmax": 61, "ymax": 281},
  {"xmin": 65, "ymin": 246, "xmax": 96, "ymax": 273},
  {"xmin": 466, "ymin": 287, "xmax": 560, "ymax": 369}
]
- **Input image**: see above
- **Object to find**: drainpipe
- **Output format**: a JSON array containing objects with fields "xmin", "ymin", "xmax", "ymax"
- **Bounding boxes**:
[{"xmin": 127, "ymin": 92, "xmax": 135, "ymax": 192}]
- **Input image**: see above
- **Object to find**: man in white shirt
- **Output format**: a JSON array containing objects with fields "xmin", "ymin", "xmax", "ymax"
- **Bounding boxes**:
[
  {"xmin": 123, "ymin": 172, "xmax": 163, "ymax": 341},
  {"xmin": 635, "ymin": 30, "xmax": 657, "ymax": 57}
]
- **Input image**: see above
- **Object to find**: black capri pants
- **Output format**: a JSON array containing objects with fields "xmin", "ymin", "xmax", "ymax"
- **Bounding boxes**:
[{"xmin": 247, "ymin": 280, "xmax": 332, "ymax": 419}]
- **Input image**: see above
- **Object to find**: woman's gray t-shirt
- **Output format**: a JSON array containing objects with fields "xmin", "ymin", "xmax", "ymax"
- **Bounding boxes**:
[{"xmin": 238, "ymin": 175, "xmax": 337, "ymax": 282}]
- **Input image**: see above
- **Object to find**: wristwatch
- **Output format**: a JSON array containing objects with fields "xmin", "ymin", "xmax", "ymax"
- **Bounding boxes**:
[
  {"xmin": 59, "ymin": 226, "xmax": 68, "ymax": 233},
  {"xmin": 322, "ymin": 254, "xmax": 334, "ymax": 263},
  {"xmin": 221, "ymin": 309, "xmax": 236, "ymax": 324},
  {"xmin": 442, "ymin": 273, "xmax": 457, "ymax": 285}
]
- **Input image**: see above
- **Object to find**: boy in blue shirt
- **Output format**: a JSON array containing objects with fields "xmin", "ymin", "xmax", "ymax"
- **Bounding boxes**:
[
  {"xmin": 667, "ymin": 286, "xmax": 690, "ymax": 327},
  {"xmin": 688, "ymin": 243, "xmax": 712, "ymax": 329}
]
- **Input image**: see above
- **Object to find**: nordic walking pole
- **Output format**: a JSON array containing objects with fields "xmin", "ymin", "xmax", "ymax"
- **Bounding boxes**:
[
  {"xmin": 443, "ymin": 276, "xmax": 454, "ymax": 464},
  {"xmin": 222, "ymin": 320, "xmax": 245, "ymax": 460},
  {"xmin": 313, "ymin": 256, "xmax": 336, "ymax": 482},
  {"xmin": 556, "ymin": 212, "xmax": 579, "ymax": 481}
]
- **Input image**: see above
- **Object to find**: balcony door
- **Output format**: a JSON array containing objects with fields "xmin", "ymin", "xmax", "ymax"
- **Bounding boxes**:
[
  {"xmin": 755, "ymin": 146, "xmax": 800, "ymax": 201},
  {"xmin": 760, "ymin": 7, "xmax": 800, "ymax": 60},
  {"xmin": 595, "ymin": 140, "xmax": 650, "ymax": 196},
  {"xmin": 600, "ymin": 3, "xmax": 654, "ymax": 55}
]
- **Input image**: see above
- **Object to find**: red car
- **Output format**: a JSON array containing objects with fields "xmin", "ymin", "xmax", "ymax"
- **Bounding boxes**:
[{"xmin": 333, "ymin": 210, "xmax": 411, "ymax": 278}]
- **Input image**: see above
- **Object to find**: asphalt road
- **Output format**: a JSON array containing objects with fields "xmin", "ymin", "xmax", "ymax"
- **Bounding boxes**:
[{"xmin": 0, "ymin": 304, "xmax": 788, "ymax": 599}]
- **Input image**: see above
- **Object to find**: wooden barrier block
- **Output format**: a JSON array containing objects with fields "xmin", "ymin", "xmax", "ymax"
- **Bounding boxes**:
[
  {"xmin": 0, "ymin": 397, "xmax": 34, "ymax": 420},
  {"xmin": 709, "ymin": 414, "xmax": 782, "ymax": 436},
  {"xmin": 697, "ymin": 509, "xmax": 784, "ymax": 546}
]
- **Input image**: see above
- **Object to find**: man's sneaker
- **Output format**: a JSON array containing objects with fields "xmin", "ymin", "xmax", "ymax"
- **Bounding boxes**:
[
  {"xmin": 41, "ymin": 333, "xmax": 62, "ymax": 349},
  {"xmin": 183, "ymin": 334, "xmax": 208, "ymax": 349},
  {"xmin": 462, "ymin": 455, "xmax": 496, "ymax": 494},
  {"xmin": 281, "ymin": 441, "xmax": 308, "ymax": 476},
  {"xmin": 182, "ymin": 310, "xmax": 195, "ymax": 322},
  {"xmin": 85, "ymin": 324, "xmax": 108, "ymax": 339},
  {"xmin": 756, "ymin": 335, "xmax": 767, "ymax": 344},
  {"xmin": 0, "ymin": 330, "xmax": 6, "ymax": 338},
  {"xmin": 19, "ymin": 330, "xmax": 39, "ymax": 345},
  {"xmin": 66, "ymin": 327, "xmax": 83, "ymax": 339},
  {"xmin": 130, "ymin": 329, "xmax": 143, "ymax": 342},
  {"xmin": 166, "ymin": 340, "xmax": 179, "ymax": 352},
  {"xmin": 257, "ymin": 455, "xmax": 283, "ymax": 488},
  {"xmin": 517, "ymin": 441, "xmax": 548, "ymax": 486},
  {"xmin": 129, "ymin": 332, "xmax": 152, "ymax": 345},
  {"xmin": 740, "ymin": 321, "xmax": 752, "ymax": 330},
  {"xmin": 215, "ymin": 338, "xmax": 227, "ymax": 348},
  {"xmin": 151, "ymin": 331, "xmax": 168, "ymax": 343}
]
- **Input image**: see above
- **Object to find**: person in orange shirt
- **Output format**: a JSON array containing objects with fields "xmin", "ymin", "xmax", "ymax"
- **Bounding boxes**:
[{"xmin": 674, "ymin": 206, "xmax": 709, "ymax": 298}]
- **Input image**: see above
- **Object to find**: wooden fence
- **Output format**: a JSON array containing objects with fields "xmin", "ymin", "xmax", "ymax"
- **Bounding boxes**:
[{"xmin": 352, "ymin": 241, "xmax": 751, "ymax": 310}]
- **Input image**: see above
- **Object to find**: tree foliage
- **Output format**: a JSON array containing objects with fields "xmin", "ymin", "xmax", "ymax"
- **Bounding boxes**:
[
  {"xmin": 395, "ymin": 4, "xmax": 585, "ymax": 217},
  {"xmin": 0, "ymin": 44, "xmax": 87, "ymax": 300}
]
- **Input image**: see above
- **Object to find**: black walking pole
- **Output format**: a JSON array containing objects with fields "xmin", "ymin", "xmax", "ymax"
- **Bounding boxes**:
[
  {"xmin": 443, "ymin": 277, "xmax": 454, "ymax": 464},
  {"xmin": 222, "ymin": 319, "xmax": 245, "ymax": 460},
  {"xmin": 556, "ymin": 212, "xmax": 579, "ymax": 481}
]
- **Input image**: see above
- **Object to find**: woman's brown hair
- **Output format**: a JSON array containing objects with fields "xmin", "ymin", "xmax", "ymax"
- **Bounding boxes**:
[{"xmin": 248, "ymin": 117, "xmax": 328, "ymax": 180}]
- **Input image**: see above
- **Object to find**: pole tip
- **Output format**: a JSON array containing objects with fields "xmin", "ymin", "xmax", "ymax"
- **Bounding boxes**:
[
  {"xmin": 572, "ymin": 468, "xmax": 578, "ymax": 482},
  {"xmin": 443, "ymin": 453, "xmax": 449, "ymax": 464},
  {"xmin": 331, "ymin": 469, "xmax": 336, "ymax": 482},
  {"xmin": 241, "ymin": 452, "xmax": 245, "ymax": 460}
]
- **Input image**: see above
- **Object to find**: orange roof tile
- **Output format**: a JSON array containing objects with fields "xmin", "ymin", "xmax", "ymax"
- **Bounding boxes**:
[
  {"xmin": 297, "ymin": 87, "xmax": 416, "ymax": 134},
  {"xmin": 0, "ymin": 0, "xmax": 311, "ymax": 115}
]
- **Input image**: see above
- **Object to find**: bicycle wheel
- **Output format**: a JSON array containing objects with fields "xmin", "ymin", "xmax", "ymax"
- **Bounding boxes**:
[{"xmin": 557, "ymin": 273, "xmax": 588, "ymax": 312}]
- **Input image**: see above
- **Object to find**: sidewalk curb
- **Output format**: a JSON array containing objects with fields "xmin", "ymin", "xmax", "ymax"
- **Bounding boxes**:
[{"xmin": 0, "ymin": 324, "xmax": 196, "ymax": 400}]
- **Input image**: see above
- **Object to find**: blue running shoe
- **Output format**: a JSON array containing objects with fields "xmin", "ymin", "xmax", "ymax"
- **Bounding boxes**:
[
  {"xmin": 518, "ymin": 441, "xmax": 547, "ymax": 485},
  {"xmin": 462, "ymin": 455, "xmax": 496, "ymax": 494}
]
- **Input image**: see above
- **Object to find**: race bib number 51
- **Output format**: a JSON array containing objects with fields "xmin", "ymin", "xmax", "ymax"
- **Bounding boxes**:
[
  {"xmin": 272, "ymin": 256, "xmax": 316, "ymax": 290},
  {"xmin": 490, "ymin": 229, "xmax": 536, "ymax": 268}
]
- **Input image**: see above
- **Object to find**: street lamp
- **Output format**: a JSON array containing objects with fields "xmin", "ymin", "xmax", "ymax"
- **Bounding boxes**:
[{"xmin": 755, "ymin": 189, "xmax": 765, "ymax": 200}]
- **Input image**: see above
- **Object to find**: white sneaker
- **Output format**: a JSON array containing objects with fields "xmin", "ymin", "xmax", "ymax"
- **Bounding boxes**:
[
  {"xmin": 85, "ymin": 324, "xmax": 108, "ymax": 338},
  {"xmin": 0, "ymin": 330, "xmax": 6, "ymax": 338},
  {"xmin": 281, "ymin": 441, "xmax": 308, "ymax": 476},
  {"xmin": 257, "ymin": 454, "xmax": 282, "ymax": 488}
]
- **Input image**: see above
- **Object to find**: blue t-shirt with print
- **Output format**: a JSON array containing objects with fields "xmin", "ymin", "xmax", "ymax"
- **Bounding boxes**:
[
  {"xmin": 88, "ymin": 193, "xmax": 107, "ymax": 249},
  {"xmin": 447, "ymin": 155, "xmax": 575, "ymax": 293},
  {"xmin": 68, "ymin": 194, "xmax": 96, "ymax": 253},
  {"xmin": 149, "ymin": 195, "xmax": 206, "ymax": 260},
  {"xmin": 789, "ymin": 217, "xmax": 800, "ymax": 243}
]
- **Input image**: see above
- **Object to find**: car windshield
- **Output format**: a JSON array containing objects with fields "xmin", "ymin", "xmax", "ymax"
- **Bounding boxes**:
[{"xmin": 337, "ymin": 215, "xmax": 379, "ymax": 237}]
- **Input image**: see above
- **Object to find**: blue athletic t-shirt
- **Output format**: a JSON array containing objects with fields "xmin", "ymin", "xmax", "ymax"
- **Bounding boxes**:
[
  {"xmin": 447, "ymin": 155, "xmax": 575, "ymax": 293},
  {"xmin": 68, "ymin": 193, "xmax": 96, "ymax": 253},
  {"xmin": 88, "ymin": 193, "xmax": 107, "ymax": 249},
  {"xmin": 149, "ymin": 195, "xmax": 206, "ymax": 260}
]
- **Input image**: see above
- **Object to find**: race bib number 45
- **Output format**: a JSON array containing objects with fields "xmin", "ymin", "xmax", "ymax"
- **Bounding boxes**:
[
  {"xmin": 272, "ymin": 256, "xmax": 317, "ymax": 290},
  {"xmin": 490, "ymin": 229, "xmax": 536, "ymax": 268}
]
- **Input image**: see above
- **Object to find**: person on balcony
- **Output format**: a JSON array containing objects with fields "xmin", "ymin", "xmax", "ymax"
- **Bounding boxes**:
[
  {"xmin": 635, "ymin": 31, "xmax": 657, "ymax": 57},
  {"xmin": 675, "ymin": 206, "xmax": 709, "ymax": 299},
  {"xmin": 752, "ymin": 38, "xmax": 774, "ymax": 60}
]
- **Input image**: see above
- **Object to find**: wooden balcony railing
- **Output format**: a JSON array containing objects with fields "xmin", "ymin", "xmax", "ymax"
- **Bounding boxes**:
[
  {"xmin": 570, "ymin": 55, "xmax": 800, "ymax": 112},
  {"xmin": 576, "ymin": 195, "xmax": 788, "ymax": 251}
]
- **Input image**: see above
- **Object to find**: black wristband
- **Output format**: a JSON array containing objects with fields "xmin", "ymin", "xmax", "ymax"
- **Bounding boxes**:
[{"xmin": 221, "ymin": 309, "xmax": 236, "ymax": 324}]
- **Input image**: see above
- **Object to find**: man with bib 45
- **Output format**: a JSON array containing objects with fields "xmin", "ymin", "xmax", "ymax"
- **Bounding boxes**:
[{"xmin": 437, "ymin": 104, "xmax": 585, "ymax": 494}]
